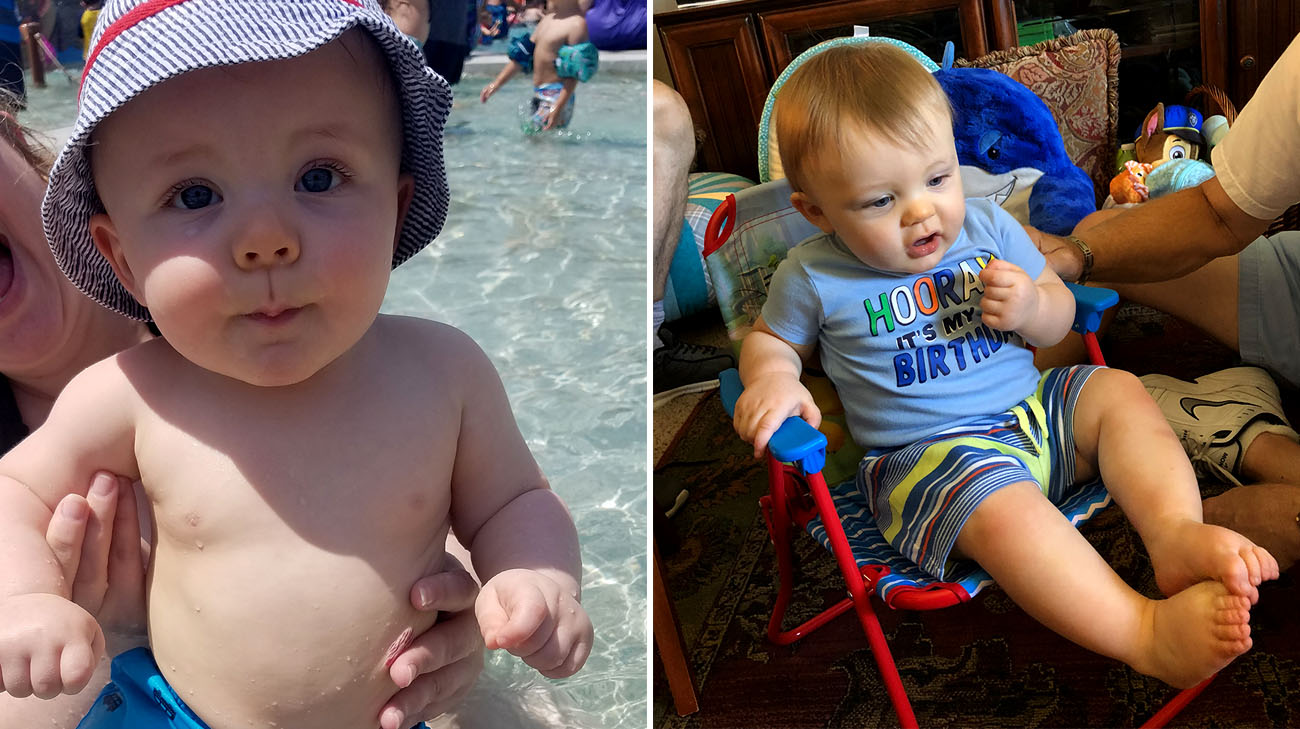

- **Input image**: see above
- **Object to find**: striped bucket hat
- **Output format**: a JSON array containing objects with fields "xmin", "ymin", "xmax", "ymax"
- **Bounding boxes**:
[{"xmin": 41, "ymin": 0, "xmax": 452, "ymax": 322}]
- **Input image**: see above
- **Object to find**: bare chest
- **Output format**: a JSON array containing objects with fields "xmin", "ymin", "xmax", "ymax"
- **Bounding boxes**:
[{"xmin": 133, "ymin": 384, "xmax": 458, "ymax": 554}]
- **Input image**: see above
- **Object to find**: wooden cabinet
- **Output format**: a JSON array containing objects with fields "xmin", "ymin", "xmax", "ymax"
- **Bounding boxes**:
[
  {"xmin": 659, "ymin": 13, "xmax": 770, "ymax": 186},
  {"xmin": 656, "ymin": 0, "xmax": 1300, "ymax": 179},
  {"xmin": 657, "ymin": 0, "xmax": 1018, "ymax": 180},
  {"xmin": 1205, "ymin": 0, "xmax": 1300, "ymax": 105}
]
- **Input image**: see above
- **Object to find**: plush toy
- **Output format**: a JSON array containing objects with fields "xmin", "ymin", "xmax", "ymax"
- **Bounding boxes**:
[
  {"xmin": 1108, "ymin": 103, "xmax": 1219, "ymax": 206},
  {"xmin": 1109, "ymin": 160, "xmax": 1153, "ymax": 204},
  {"xmin": 1146, "ymin": 158, "xmax": 1216, "ymax": 199},
  {"xmin": 934, "ymin": 65, "xmax": 1097, "ymax": 236},
  {"xmin": 1134, "ymin": 103, "xmax": 1204, "ymax": 166}
]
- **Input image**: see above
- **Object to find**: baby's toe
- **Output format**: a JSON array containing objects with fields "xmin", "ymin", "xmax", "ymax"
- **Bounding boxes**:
[{"xmin": 1256, "ymin": 546, "xmax": 1281, "ymax": 581}]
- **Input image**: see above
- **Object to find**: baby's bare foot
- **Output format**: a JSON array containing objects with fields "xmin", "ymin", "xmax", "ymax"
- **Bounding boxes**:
[
  {"xmin": 1145, "ymin": 518, "xmax": 1279, "ymax": 600},
  {"xmin": 1136, "ymin": 581, "xmax": 1252, "ymax": 688}
]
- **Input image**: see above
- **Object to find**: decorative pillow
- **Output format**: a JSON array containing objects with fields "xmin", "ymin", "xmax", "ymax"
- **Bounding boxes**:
[{"xmin": 957, "ymin": 29, "xmax": 1120, "ymax": 206}]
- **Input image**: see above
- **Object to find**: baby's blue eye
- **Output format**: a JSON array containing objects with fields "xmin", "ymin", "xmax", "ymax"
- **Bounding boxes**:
[
  {"xmin": 299, "ymin": 167, "xmax": 340, "ymax": 193},
  {"xmin": 171, "ymin": 184, "xmax": 218, "ymax": 210},
  {"xmin": 869, "ymin": 196, "xmax": 891, "ymax": 208},
  {"xmin": 928, "ymin": 175, "xmax": 946, "ymax": 187}
]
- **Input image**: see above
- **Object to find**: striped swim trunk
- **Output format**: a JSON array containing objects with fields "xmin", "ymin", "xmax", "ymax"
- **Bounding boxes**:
[{"xmin": 857, "ymin": 365, "xmax": 1102, "ymax": 580}]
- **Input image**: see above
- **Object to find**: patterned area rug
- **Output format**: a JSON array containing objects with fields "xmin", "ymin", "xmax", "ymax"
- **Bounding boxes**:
[{"xmin": 653, "ymin": 309, "xmax": 1300, "ymax": 728}]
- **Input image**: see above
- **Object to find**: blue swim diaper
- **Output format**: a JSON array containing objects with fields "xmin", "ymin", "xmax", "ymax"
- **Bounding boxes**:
[{"xmin": 77, "ymin": 648, "xmax": 429, "ymax": 729}]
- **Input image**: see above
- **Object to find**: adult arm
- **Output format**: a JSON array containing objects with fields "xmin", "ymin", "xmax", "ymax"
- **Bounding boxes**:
[
  {"xmin": 1032, "ymin": 33, "xmax": 1300, "ymax": 283},
  {"xmin": 384, "ymin": 0, "xmax": 430, "ymax": 45},
  {"xmin": 1028, "ymin": 175, "xmax": 1272, "ymax": 284}
]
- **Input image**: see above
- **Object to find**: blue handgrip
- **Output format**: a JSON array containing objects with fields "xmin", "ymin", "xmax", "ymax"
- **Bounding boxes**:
[
  {"xmin": 1065, "ymin": 283, "xmax": 1118, "ymax": 335},
  {"xmin": 719, "ymin": 368, "xmax": 744, "ymax": 416},
  {"xmin": 718, "ymin": 369, "xmax": 828, "ymax": 475}
]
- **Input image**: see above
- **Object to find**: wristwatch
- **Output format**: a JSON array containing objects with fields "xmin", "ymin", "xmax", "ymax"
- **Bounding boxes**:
[{"xmin": 1065, "ymin": 235, "xmax": 1094, "ymax": 285}]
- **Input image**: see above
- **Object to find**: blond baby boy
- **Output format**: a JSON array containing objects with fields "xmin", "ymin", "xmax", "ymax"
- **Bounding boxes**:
[{"xmin": 734, "ymin": 41, "xmax": 1277, "ymax": 689}]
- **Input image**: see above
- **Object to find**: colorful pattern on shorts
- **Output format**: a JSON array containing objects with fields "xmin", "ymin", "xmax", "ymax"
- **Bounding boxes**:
[
  {"xmin": 856, "ymin": 365, "xmax": 1101, "ymax": 579},
  {"xmin": 526, "ymin": 82, "xmax": 574, "ymax": 132}
]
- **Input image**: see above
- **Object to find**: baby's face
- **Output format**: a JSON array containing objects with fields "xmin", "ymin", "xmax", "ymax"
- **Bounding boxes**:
[
  {"xmin": 89, "ymin": 31, "xmax": 413, "ymax": 387},
  {"xmin": 793, "ymin": 115, "xmax": 966, "ymax": 275}
]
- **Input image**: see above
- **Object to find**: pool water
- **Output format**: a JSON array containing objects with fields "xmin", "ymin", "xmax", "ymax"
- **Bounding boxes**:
[
  {"xmin": 20, "ymin": 61, "xmax": 648, "ymax": 729},
  {"xmin": 391, "ymin": 67, "xmax": 648, "ymax": 729}
]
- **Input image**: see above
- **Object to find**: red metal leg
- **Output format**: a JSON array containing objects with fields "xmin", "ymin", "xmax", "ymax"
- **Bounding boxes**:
[
  {"xmin": 1083, "ymin": 331, "xmax": 1107, "ymax": 366},
  {"xmin": 805, "ymin": 470, "xmax": 918, "ymax": 729},
  {"xmin": 1139, "ymin": 675, "xmax": 1216, "ymax": 728},
  {"xmin": 764, "ymin": 460, "xmax": 856, "ymax": 645}
]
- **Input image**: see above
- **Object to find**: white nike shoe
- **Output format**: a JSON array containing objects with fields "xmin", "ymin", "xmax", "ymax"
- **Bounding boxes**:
[{"xmin": 1140, "ymin": 366, "xmax": 1299, "ymax": 485}]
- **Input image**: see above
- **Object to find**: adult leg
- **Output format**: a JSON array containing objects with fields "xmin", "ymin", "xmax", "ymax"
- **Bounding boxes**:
[
  {"xmin": 1106, "ymin": 255, "xmax": 1240, "ymax": 353},
  {"xmin": 651, "ymin": 81, "xmax": 733, "ymax": 395},
  {"xmin": 1118, "ymin": 234, "xmax": 1300, "ymax": 568},
  {"xmin": 652, "ymin": 81, "xmax": 693, "ymax": 317}
]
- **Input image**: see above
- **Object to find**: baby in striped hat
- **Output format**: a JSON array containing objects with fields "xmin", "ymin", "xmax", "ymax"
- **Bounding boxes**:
[{"xmin": 0, "ymin": 2, "xmax": 591, "ymax": 728}]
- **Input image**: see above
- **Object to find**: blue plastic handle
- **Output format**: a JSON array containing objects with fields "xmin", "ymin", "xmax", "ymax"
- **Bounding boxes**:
[
  {"xmin": 718, "ymin": 369, "xmax": 827, "ymax": 475},
  {"xmin": 1065, "ymin": 282, "xmax": 1118, "ymax": 335}
]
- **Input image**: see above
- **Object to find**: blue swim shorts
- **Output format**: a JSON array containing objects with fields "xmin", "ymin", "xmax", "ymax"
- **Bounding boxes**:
[
  {"xmin": 1238, "ymin": 231, "xmax": 1300, "ymax": 389},
  {"xmin": 856, "ymin": 365, "xmax": 1102, "ymax": 579},
  {"xmin": 527, "ymin": 82, "xmax": 574, "ymax": 132},
  {"xmin": 77, "ymin": 648, "xmax": 429, "ymax": 729}
]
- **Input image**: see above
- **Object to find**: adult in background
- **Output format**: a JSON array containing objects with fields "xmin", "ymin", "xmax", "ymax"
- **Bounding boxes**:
[
  {"xmin": 383, "ymin": 0, "xmax": 430, "ymax": 48},
  {"xmin": 1027, "ymin": 33, "xmax": 1300, "ymax": 570},
  {"xmin": 651, "ymin": 80, "xmax": 736, "ymax": 395},
  {"xmin": 582, "ymin": 0, "xmax": 644, "ymax": 51},
  {"xmin": 424, "ymin": 0, "xmax": 474, "ymax": 84}
]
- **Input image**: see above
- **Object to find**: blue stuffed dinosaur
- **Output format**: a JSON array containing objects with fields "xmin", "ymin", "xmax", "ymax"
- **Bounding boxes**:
[{"xmin": 934, "ymin": 65, "xmax": 1096, "ymax": 236}]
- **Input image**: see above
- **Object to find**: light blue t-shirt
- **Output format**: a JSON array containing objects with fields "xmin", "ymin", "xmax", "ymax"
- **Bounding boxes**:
[{"xmin": 762, "ymin": 198, "xmax": 1048, "ymax": 448}]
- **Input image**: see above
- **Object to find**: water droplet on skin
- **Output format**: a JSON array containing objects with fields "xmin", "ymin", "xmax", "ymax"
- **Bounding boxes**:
[
  {"xmin": 195, "ymin": 540, "xmax": 204, "ymax": 550},
  {"xmin": 194, "ymin": 606, "xmax": 201, "ymax": 613}
]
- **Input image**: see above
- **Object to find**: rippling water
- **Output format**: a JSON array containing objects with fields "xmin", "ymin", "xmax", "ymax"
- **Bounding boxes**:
[{"xmin": 386, "ymin": 67, "xmax": 648, "ymax": 729}]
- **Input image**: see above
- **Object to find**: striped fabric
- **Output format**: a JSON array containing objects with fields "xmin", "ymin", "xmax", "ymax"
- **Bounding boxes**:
[
  {"xmin": 808, "ymin": 365, "xmax": 1113, "ymax": 604},
  {"xmin": 42, "ymin": 0, "xmax": 452, "ymax": 322},
  {"xmin": 807, "ymin": 467, "xmax": 1111, "ymax": 607}
]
